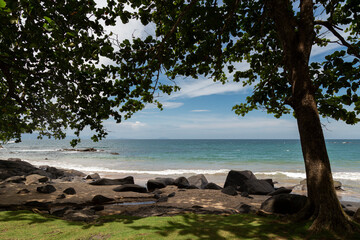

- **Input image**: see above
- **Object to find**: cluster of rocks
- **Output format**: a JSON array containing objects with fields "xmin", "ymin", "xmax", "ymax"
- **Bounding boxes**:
[
  {"xmin": 0, "ymin": 158, "xmax": 86, "ymax": 182},
  {"xmin": 1, "ymin": 158, "xmax": 358, "ymax": 222}
]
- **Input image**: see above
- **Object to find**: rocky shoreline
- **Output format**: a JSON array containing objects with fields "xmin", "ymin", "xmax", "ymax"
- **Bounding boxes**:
[{"xmin": 1, "ymin": 158, "xmax": 359, "ymax": 223}]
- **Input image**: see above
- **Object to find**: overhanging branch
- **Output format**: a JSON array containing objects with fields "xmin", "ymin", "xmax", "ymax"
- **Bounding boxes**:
[{"xmin": 315, "ymin": 20, "xmax": 360, "ymax": 59}]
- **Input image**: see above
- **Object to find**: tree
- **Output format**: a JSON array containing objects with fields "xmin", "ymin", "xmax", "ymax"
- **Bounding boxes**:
[
  {"xmin": 1, "ymin": 0, "xmax": 359, "ymax": 235},
  {"xmin": 106, "ymin": 0, "xmax": 360, "ymax": 235},
  {"xmin": 0, "ymin": 0, "xmax": 165, "ymax": 146}
]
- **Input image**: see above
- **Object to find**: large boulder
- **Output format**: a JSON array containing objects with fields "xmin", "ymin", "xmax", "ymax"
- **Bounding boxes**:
[
  {"xmin": 113, "ymin": 184, "xmax": 147, "ymax": 193},
  {"xmin": 240, "ymin": 179, "xmax": 275, "ymax": 195},
  {"xmin": 0, "ymin": 160, "xmax": 38, "ymax": 180},
  {"xmin": 223, "ymin": 170, "xmax": 257, "ymax": 188},
  {"xmin": 89, "ymin": 176, "xmax": 134, "ymax": 185},
  {"xmin": 261, "ymin": 194, "xmax": 308, "ymax": 214},
  {"xmin": 92, "ymin": 195, "xmax": 114, "ymax": 204},
  {"xmin": 147, "ymin": 179, "xmax": 166, "ymax": 192},
  {"xmin": 154, "ymin": 177, "xmax": 175, "ymax": 186},
  {"xmin": 188, "ymin": 174, "xmax": 208, "ymax": 189},
  {"xmin": 174, "ymin": 177, "xmax": 190, "ymax": 188},
  {"xmin": 204, "ymin": 182, "xmax": 222, "ymax": 190},
  {"xmin": 268, "ymin": 187, "xmax": 292, "ymax": 196}
]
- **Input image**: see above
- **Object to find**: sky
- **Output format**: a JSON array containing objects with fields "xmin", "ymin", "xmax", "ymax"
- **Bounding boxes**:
[{"xmin": 86, "ymin": 1, "xmax": 360, "ymax": 140}]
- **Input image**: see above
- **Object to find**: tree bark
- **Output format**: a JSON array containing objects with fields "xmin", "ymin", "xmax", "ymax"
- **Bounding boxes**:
[{"xmin": 292, "ymin": 63, "xmax": 354, "ymax": 234}]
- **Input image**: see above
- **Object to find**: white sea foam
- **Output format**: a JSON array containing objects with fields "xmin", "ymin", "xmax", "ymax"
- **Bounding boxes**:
[
  {"xmin": 24, "ymin": 160, "xmax": 230, "ymax": 175},
  {"xmin": 254, "ymin": 171, "xmax": 306, "ymax": 179},
  {"xmin": 255, "ymin": 171, "xmax": 360, "ymax": 181},
  {"xmin": 15, "ymin": 149, "xmax": 60, "ymax": 152}
]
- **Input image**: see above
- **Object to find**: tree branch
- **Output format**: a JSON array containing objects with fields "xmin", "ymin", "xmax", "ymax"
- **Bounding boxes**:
[
  {"xmin": 315, "ymin": 20, "xmax": 360, "ymax": 59},
  {"xmin": 156, "ymin": 0, "xmax": 199, "ymax": 55}
]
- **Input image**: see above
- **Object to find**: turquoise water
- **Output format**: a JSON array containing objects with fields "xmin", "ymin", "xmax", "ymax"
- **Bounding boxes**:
[{"xmin": 1, "ymin": 139, "xmax": 359, "ymax": 199}]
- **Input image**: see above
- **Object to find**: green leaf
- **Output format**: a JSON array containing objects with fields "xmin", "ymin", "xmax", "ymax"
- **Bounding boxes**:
[{"xmin": 0, "ymin": 0, "xmax": 6, "ymax": 9}]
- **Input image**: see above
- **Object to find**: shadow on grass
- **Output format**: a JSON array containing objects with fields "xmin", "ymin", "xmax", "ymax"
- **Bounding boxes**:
[
  {"xmin": 128, "ymin": 214, "xmax": 314, "ymax": 240},
  {"xmin": 1, "ymin": 210, "xmax": 357, "ymax": 239}
]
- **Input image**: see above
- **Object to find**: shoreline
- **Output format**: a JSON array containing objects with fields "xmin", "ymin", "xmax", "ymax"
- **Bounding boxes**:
[
  {"xmin": 1, "ymin": 158, "xmax": 359, "ymax": 220},
  {"xmin": 89, "ymin": 170, "xmax": 360, "ymax": 203}
]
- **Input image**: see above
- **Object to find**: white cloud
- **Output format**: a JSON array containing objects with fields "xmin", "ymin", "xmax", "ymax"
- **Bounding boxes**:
[
  {"xmin": 191, "ymin": 110, "xmax": 210, "ymax": 112},
  {"xmin": 169, "ymin": 78, "xmax": 248, "ymax": 99},
  {"xmin": 121, "ymin": 121, "xmax": 146, "ymax": 129},
  {"xmin": 145, "ymin": 101, "xmax": 184, "ymax": 110}
]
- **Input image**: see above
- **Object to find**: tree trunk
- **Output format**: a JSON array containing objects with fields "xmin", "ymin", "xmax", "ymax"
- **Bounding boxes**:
[
  {"xmin": 267, "ymin": 0, "xmax": 357, "ymax": 235},
  {"xmin": 293, "ymin": 82, "xmax": 354, "ymax": 234}
]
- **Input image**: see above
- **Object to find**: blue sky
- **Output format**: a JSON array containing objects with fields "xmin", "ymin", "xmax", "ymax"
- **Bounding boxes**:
[{"xmin": 89, "ymin": 2, "xmax": 360, "ymax": 140}]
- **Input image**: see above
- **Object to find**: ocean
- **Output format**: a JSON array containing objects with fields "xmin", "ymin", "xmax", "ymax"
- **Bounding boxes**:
[{"xmin": 1, "ymin": 139, "xmax": 359, "ymax": 201}]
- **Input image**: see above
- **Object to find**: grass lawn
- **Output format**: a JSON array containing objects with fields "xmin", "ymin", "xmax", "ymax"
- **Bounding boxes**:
[{"xmin": 0, "ymin": 210, "xmax": 357, "ymax": 240}]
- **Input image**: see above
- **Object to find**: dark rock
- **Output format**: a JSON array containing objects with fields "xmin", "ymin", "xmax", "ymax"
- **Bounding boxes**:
[
  {"xmin": 113, "ymin": 184, "xmax": 147, "ymax": 193},
  {"xmin": 186, "ymin": 185, "xmax": 199, "ymax": 189},
  {"xmin": 63, "ymin": 187, "xmax": 76, "ymax": 195},
  {"xmin": 25, "ymin": 174, "xmax": 49, "ymax": 185},
  {"xmin": 73, "ymin": 206, "xmax": 85, "ymax": 210},
  {"xmin": 223, "ymin": 170, "xmax": 257, "ymax": 188},
  {"xmin": 57, "ymin": 194, "xmax": 66, "ymax": 199},
  {"xmin": 110, "ymin": 152, "xmax": 120, "ymax": 155},
  {"xmin": 91, "ymin": 205, "xmax": 105, "ymax": 211},
  {"xmin": 25, "ymin": 201, "xmax": 50, "ymax": 208},
  {"xmin": 236, "ymin": 204, "xmax": 256, "ymax": 214},
  {"xmin": 147, "ymin": 179, "xmax": 167, "ymax": 192},
  {"xmin": 154, "ymin": 177, "xmax": 175, "ymax": 186},
  {"xmin": 188, "ymin": 174, "xmax": 208, "ymax": 189},
  {"xmin": 51, "ymin": 207, "xmax": 70, "ymax": 217},
  {"xmin": 204, "ymin": 182, "xmax": 222, "ymax": 190},
  {"xmin": 174, "ymin": 177, "xmax": 190, "ymax": 188},
  {"xmin": 62, "ymin": 148, "xmax": 99, "ymax": 152},
  {"xmin": 89, "ymin": 176, "xmax": 134, "ymax": 185},
  {"xmin": 7, "ymin": 158, "xmax": 22, "ymax": 162},
  {"xmin": 4, "ymin": 176, "xmax": 26, "ymax": 183},
  {"xmin": 38, "ymin": 166, "xmax": 65, "ymax": 179},
  {"xmin": 240, "ymin": 179, "xmax": 275, "ymax": 195},
  {"xmin": 261, "ymin": 194, "xmax": 308, "ymax": 214},
  {"xmin": 221, "ymin": 186, "xmax": 238, "ymax": 196},
  {"xmin": 86, "ymin": 173, "xmax": 101, "ymax": 180},
  {"xmin": 17, "ymin": 189, "xmax": 30, "ymax": 194},
  {"xmin": 263, "ymin": 179, "xmax": 274, "ymax": 188},
  {"xmin": 154, "ymin": 193, "xmax": 161, "ymax": 199},
  {"xmin": 37, "ymin": 185, "xmax": 56, "ymax": 194},
  {"xmin": 344, "ymin": 209, "xmax": 355, "ymax": 217},
  {"xmin": 157, "ymin": 196, "xmax": 168, "ymax": 202},
  {"xmin": 92, "ymin": 195, "xmax": 114, "ymax": 204},
  {"xmin": 268, "ymin": 187, "xmax": 292, "ymax": 196},
  {"xmin": 168, "ymin": 192, "xmax": 176, "ymax": 198},
  {"xmin": 153, "ymin": 189, "xmax": 163, "ymax": 195},
  {"xmin": 354, "ymin": 208, "xmax": 360, "ymax": 223},
  {"xmin": 240, "ymin": 192, "xmax": 249, "ymax": 198}
]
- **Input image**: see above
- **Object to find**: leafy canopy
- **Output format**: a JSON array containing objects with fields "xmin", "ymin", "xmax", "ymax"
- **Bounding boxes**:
[
  {"xmin": 0, "ymin": 0, "xmax": 171, "ymax": 146},
  {"xmin": 1, "ymin": 0, "xmax": 359, "ymax": 145},
  {"xmin": 112, "ymin": 0, "xmax": 360, "ymax": 122}
]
